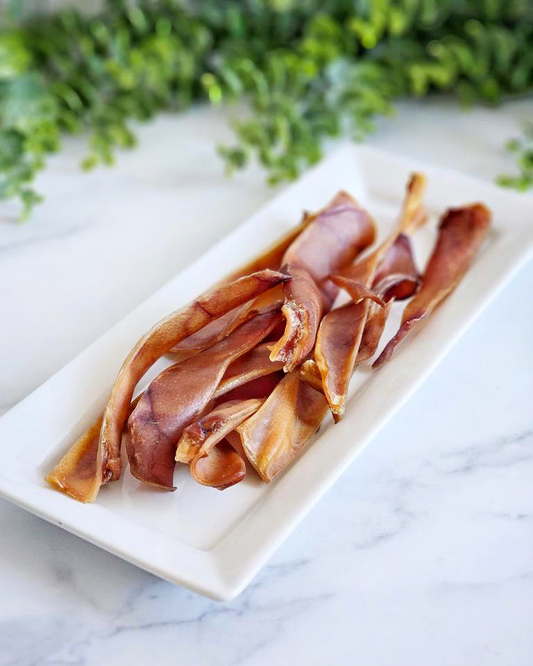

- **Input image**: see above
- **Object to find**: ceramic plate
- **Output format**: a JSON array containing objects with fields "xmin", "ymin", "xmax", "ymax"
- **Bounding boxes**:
[{"xmin": 1, "ymin": 145, "xmax": 532, "ymax": 600}]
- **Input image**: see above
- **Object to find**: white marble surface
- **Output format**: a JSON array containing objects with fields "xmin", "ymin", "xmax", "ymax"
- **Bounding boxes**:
[{"xmin": 1, "ymin": 99, "xmax": 532, "ymax": 666}]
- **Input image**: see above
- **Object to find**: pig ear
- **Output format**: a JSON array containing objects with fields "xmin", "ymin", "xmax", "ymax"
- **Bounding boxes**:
[
  {"xmin": 127, "ymin": 310, "xmax": 281, "ymax": 490},
  {"xmin": 176, "ymin": 399, "xmax": 264, "ymax": 465},
  {"xmin": 46, "ymin": 269, "xmax": 288, "ymax": 503},
  {"xmin": 233, "ymin": 374, "xmax": 329, "ymax": 484},
  {"xmin": 374, "ymin": 203, "xmax": 491, "ymax": 369},
  {"xmin": 190, "ymin": 441, "xmax": 246, "ymax": 491},
  {"xmin": 371, "ymin": 233, "xmax": 420, "ymax": 302},
  {"xmin": 269, "ymin": 266, "xmax": 324, "ymax": 372}
]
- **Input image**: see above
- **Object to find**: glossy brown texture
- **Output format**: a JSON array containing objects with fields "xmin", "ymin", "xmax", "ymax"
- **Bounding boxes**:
[
  {"xmin": 45, "ymin": 394, "xmax": 143, "ymax": 503},
  {"xmin": 370, "ymin": 233, "xmax": 420, "ymax": 302},
  {"xmin": 213, "ymin": 343, "xmax": 283, "ymax": 398},
  {"xmin": 234, "ymin": 374, "xmax": 329, "ymax": 483},
  {"xmin": 297, "ymin": 299, "xmax": 392, "ymax": 394},
  {"xmin": 333, "ymin": 174, "xmax": 427, "ymax": 292},
  {"xmin": 268, "ymin": 191, "xmax": 376, "ymax": 374},
  {"xmin": 314, "ymin": 301, "xmax": 369, "ymax": 416},
  {"xmin": 329, "ymin": 275, "xmax": 385, "ymax": 307},
  {"xmin": 46, "ymin": 177, "xmax": 431, "ymax": 504},
  {"xmin": 127, "ymin": 310, "xmax": 281, "ymax": 489},
  {"xmin": 315, "ymin": 173, "xmax": 427, "ymax": 416},
  {"xmin": 182, "ymin": 400, "xmax": 263, "ymax": 490},
  {"xmin": 330, "ymin": 234, "xmax": 419, "ymax": 308},
  {"xmin": 269, "ymin": 266, "xmax": 324, "ymax": 372},
  {"xmin": 191, "ymin": 442, "xmax": 247, "ymax": 491},
  {"xmin": 296, "ymin": 360, "xmax": 324, "ymax": 393},
  {"xmin": 374, "ymin": 203, "xmax": 491, "ymax": 368},
  {"xmin": 176, "ymin": 399, "xmax": 263, "ymax": 464},
  {"xmin": 45, "ymin": 415, "xmax": 102, "ymax": 503},
  {"xmin": 169, "ymin": 214, "xmax": 314, "ymax": 361},
  {"xmin": 400, "ymin": 172, "xmax": 428, "ymax": 234},
  {"xmin": 69, "ymin": 269, "xmax": 289, "ymax": 501},
  {"xmin": 168, "ymin": 287, "xmax": 284, "ymax": 363},
  {"xmin": 215, "ymin": 372, "xmax": 284, "ymax": 403},
  {"xmin": 356, "ymin": 300, "xmax": 393, "ymax": 363},
  {"xmin": 282, "ymin": 190, "xmax": 376, "ymax": 304}
]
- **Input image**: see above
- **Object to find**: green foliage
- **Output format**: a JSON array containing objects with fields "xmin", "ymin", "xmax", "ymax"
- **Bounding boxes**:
[
  {"xmin": 0, "ymin": 0, "xmax": 532, "ymax": 219},
  {"xmin": 498, "ymin": 125, "xmax": 533, "ymax": 191}
]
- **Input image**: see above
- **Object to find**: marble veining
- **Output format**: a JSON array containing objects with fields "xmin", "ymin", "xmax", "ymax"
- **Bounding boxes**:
[
  {"xmin": 435, "ymin": 429, "xmax": 533, "ymax": 475},
  {"xmin": 0, "ymin": 100, "xmax": 532, "ymax": 665}
]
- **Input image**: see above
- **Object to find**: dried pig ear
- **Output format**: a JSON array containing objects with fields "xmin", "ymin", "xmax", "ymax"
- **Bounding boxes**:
[
  {"xmin": 374, "ymin": 203, "xmax": 491, "ymax": 368},
  {"xmin": 400, "ymin": 172, "xmax": 428, "ymax": 233},
  {"xmin": 169, "ymin": 214, "xmax": 315, "ymax": 362},
  {"xmin": 333, "ymin": 172, "xmax": 427, "ymax": 291},
  {"xmin": 191, "ymin": 441, "xmax": 247, "ymax": 491},
  {"xmin": 328, "ymin": 274, "xmax": 385, "ymax": 307},
  {"xmin": 47, "ymin": 269, "xmax": 288, "ymax": 503},
  {"xmin": 46, "ymin": 394, "xmax": 143, "ymax": 503},
  {"xmin": 181, "ymin": 399, "xmax": 264, "ymax": 490},
  {"xmin": 269, "ymin": 191, "xmax": 376, "ymax": 372},
  {"xmin": 268, "ymin": 266, "xmax": 324, "ymax": 372},
  {"xmin": 168, "ymin": 286, "xmax": 284, "ymax": 363},
  {"xmin": 45, "ymin": 416, "xmax": 103, "ymax": 504},
  {"xmin": 233, "ymin": 374, "xmax": 329, "ymax": 483},
  {"xmin": 296, "ymin": 298, "xmax": 392, "ymax": 394},
  {"xmin": 45, "ymin": 175, "xmax": 444, "ymax": 505},
  {"xmin": 296, "ymin": 359, "xmax": 324, "ymax": 393},
  {"xmin": 214, "ymin": 343, "xmax": 283, "ymax": 399},
  {"xmin": 371, "ymin": 234, "xmax": 420, "ymax": 302},
  {"xmin": 331, "ymin": 233, "xmax": 419, "ymax": 305},
  {"xmin": 282, "ymin": 191, "xmax": 376, "ymax": 299},
  {"xmin": 355, "ymin": 300, "xmax": 393, "ymax": 363},
  {"xmin": 281, "ymin": 190, "xmax": 376, "ymax": 308},
  {"xmin": 215, "ymin": 372, "xmax": 284, "ymax": 403},
  {"xmin": 314, "ymin": 300, "xmax": 370, "ymax": 418},
  {"xmin": 314, "ymin": 174, "xmax": 427, "ymax": 417},
  {"xmin": 176, "ymin": 399, "xmax": 264, "ymax": 464},
  {"xmin": 127, "ymin": 310, "xmax": 282, "ymax": 490}
]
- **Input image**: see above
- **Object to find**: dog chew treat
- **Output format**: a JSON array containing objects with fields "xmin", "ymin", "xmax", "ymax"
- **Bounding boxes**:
[
  {"xmin": 182, "ymin": 400, "xmax": 264, "ymax": 490},
  {"xmin": 45, "ymin": 394, "xmax": 143, "ymax": 503},
  {"xmin": 169, "ymin": 213, "xmax": 315, "ymax": 362},
  {"xmin": 315, "ymin": 174, "xmax": 427, "ymax": 417},
  {"xmin": 48, "ymin": 270, "xmax": 288, "ymax": 502},
  {"xmin": 374, "ymin": 203, "xmax": 491, "ymax": 368},
  {"xmin": 233, "ymin": 374, "xmax": 329, "ymax": 483},
  {"xmin": 270, "ymin": 191, "xmax": 376, "ymax": 372},
  {"xmin": 127, "ymin": 310, "xmax": 281, "ymax": 490}
]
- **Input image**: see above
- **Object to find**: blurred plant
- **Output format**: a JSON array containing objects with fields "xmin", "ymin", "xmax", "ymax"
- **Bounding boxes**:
[
  {"xmin": 0, "ymin": 0, "xmax": 532, "ymax": 219},
  {"xmin": 497, "ymin": 124, "xmax": 533, "ymax": 191}
]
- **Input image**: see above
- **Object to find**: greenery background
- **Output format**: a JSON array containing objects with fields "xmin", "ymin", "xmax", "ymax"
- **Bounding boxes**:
[{"xmin": 0, "ymin": 0, "xmax": 532, "ymax": 220}]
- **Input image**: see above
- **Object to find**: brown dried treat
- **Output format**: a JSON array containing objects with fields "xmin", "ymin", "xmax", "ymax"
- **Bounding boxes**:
[
  {"xmin": 49, "ymin": 269, "xmax": 288, "ymax": 502},
  {"xmin": 315, "ymin": 174, "xmax": 427, "ymax": 416},
  {"xmin": 213, "ymin": 343, "xmax": 283, "ymax": 398},
  {"xmin": 169, "ymin": 213, "xmax": 315, "ymax": 362},
  {"xmin": 176, "ymin": 399, "xmax": 263, "ymax": 464},
  {"xmin": 233, "ymin": 374, "xmax": 329, "ymax": 483},
  {"xmin": 127, "ymin": 310, "xmax": 281, "ymax": 490},
  {"xmin": 374, "ymin": 203, "xmax": 491, "ymax": 368},
  {"xmin": 182, "ymin": 400, "xmax": 264, "ymax": 490},
  {"xmin": 215, "ymin": 372, "xmax": 284, "ymax": 403},
  {"xmin": 282, "ymin": 191, "xmax": 377, "ymax": 305},
  {"xmin": 191, "ymin": 442, "xmax": 247, "ymax": 491},
  {"xmin": 367, "ymin": 233, "xmax": 420, "ymax": 302},
  {"xmin": 269, "ymin": 266, "xmax": 324, "ymax": 372},
  {"xmin": 45, "ymin": 394, "xmax": 143, "ymax": 503}
]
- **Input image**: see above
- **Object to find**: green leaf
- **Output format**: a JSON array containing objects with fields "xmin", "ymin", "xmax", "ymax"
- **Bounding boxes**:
[
  {"xmin": 0, "ymin": 73, "xmax": 57, "ymax": 133},
  {"xmin": 1, "ymin": 0, "xmax": 533, "ymax": 219}
]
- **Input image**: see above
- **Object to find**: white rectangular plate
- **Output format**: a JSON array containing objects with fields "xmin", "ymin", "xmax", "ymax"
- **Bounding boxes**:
[{"xmin": 1, "ymin": 145, "xmax": 532, "ymax": 601}]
